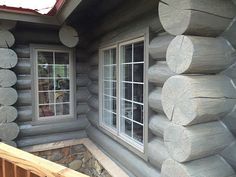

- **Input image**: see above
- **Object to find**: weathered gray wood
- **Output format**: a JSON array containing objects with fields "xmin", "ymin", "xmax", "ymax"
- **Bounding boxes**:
[
  {"xmin": 167, "ymin": 36, "xmax": 235, "ymax": 74},
  {"xmin": 0, "ymin": 106, "xmax": 17, "ymax": 123},
  {"xmin": 159, "ymin": 0, "xmax": 236, "ymax": 36},
  {"xmin": 76, "ymin": 88, "xmax": 91, "ymax": 102},
  {"xmin": 14, "ymin": 45, "xmax": 30, "ymax": 58},
  {"xmin": 17, "ymin": 130, "xmax": 87, "ymax": 148},
  {"xmin": 221, "ymin": 141, "xmax": 236, "ymax": 171},
  {"xmin": 90, "ymin": 53, "xmax": 99, "ymax": 66},
  {"xmin": 77, "ymin": 103, "xmax": 90, "ymax": 115},
  {"xmin": 2, "ymin": 140, "xmax": 17, "ymax": 147},
  {"xmin": 17, "ymin": 90, "xmax": 32, "ymax": 106},
  {"xmin": 76, "ymin": 62, "xmax": 89, "ymax": 74},
  {"xmin": 161, "ymin": 156, "xmax": 235, "ymax": 177},
  {"xmin": 149, "ymin": 114, "xmax": 171, "ymax": 138},
  {"xmin": 0, "ymin": 88, "xmax": 17, "ymax": 106},
  {"xmin": 17, "ymin": 106, "xmax": 32, "ymax": 123},
  {"xmin": 76, "ymin": 74, "xmax": 90, "ymax": 87},
  {"xmin": 164, "ymin": 121, "xmax": 234, "ymax": 162},
  {"xmin": 0, "ymin": 29, "xmax": 15, "ymax": 47},
  {"xmin": 223, "ymin": 107, "xmax": 236, "ymax": 136},
  {"xmin": 20, "ymin": 118, "xmax": 89, "ymax": 137},
  {"xmin": 162, "ymin": 75, "xmax": 236, "ymax": 126},
  {"xmin": 86, "ymin": 109, "xmax": 99, "ymax": 127},
  {"xmin": 87, "ymin": 125, "xmax": 161, "ymax": 177},
  {"xmin": 0, "ymin": 48, "xmax": 17, "ymax": 69},
  {"xmin": 59, "ymin": 25, "xmax": 79, "ymax": 48},
  {"xmin": 149, "ymin": 35, "xmax": 174, "ymax": 60},
  {"xmin": 0, "ymin": 20, "xmax": 16, "ymax": 30},
  {"xmin": 88, "ymin": 96, "xmax": 99, "ymax": 110},
  {"xmin": 0, "ymin": 69, "xmax": 17, "ymax": 87},
  {"xmin": 221, "ymin": 53, "xmax": 236, "ymax": 80},
  {"xmin": 88, "ymin": 82, "xmax": 98, "ymax": 95},
  {"xmin": 14, "ymin": 58, "xmax": 31, "ymax": 75},
  {"xmin": 222, "ymin": 17, "xmax": 236, "ymax": 48},
  {"xmin": 149, "ymin": 88, "xmax": 163, "ymax": 113},
  {"xmin": 148, "ymin": 138, "xmax": 170, "ymax": 170},
  {"xmin": 16, "ymin": 75, "xmax": 31, "ymax": 90},
  {"xmin": 89, "ymin": 67, "xmax": 98, "ymax": 81},
  {"xmin": 148, "ymin": 61, "xmax": 175, "ymax": 85},
  {"xmin": 0, "ymin": 123, "xmax": 19, "ymax": 140}
]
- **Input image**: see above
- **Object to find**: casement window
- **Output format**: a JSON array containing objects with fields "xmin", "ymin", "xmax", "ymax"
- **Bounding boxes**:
[
  {"xmin": 100, "ymin": 37, "xmax": 145, "ymax": 151},
  {"xmin": 32, "ymin": 45, "xmax": 75, "ymax": 121}
]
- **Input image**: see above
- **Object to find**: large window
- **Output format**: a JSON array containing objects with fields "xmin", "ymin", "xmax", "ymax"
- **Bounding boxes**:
[
  {"xmin": 32, "ymin": 45, "xmax": 74, "ymax": 121},
  {"xmin": 100, "ymin": 37, "xmax": 145, "ymax": 151}
]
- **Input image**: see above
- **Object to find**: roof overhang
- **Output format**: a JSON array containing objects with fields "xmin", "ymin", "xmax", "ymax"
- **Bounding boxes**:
[{"xmin": 0, "ymin": 0, "xmax": 82, "ymax": 26}]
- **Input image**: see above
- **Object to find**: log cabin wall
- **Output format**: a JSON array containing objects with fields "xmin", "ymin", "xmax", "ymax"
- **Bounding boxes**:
[
  {"xmin": 80, "ymin": 0, "xmax": 236, "ymax": 176},
  {"xmin": 11, "ymin": 26, "xmax": 89, "ymax": 148},
  {"xmin": 157, "ymin": 0, "xmax": 236, "ymax": 176}
]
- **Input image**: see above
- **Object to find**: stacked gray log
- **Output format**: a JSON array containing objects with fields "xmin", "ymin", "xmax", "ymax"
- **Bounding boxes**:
[
  {"xmin": 158, "ymin": 0, "xmax": 236, "ymax": 176},
  {"xmin": 87, "ymin": 53, "xmax": 99, "ymax": 127},
  {"xmin": 0, "ymin": 21, "xmax": 19, "ymax": 147},
  {"xmin": 147, "ymin": 33, "xmax": 175, "ymax": 169}
]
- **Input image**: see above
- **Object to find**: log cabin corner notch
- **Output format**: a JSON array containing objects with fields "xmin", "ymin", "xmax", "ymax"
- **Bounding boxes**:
[{"xmin": 0, "ymin": 0, "xmax": 235, "ymax": 177}]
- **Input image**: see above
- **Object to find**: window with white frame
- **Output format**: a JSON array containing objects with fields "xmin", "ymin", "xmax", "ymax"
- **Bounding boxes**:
[
  {"xmin": 32, "ymin": 46, "xmax": 74, "ymax": 121},
  {"xmin": 100, "ymin": 37, "xmax": 145, "ymax": 150}
]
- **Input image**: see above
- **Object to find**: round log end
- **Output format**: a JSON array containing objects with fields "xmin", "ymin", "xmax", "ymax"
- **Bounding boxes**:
[
  {"xmin": 0, "ymin": 88, "xmax": 18, "ymax": 106},
  {"xmin": 0, "ymin": 29, "xmax": 15, "ymax": 48},
  {"xmin": 164, "ymin": 125, "xmax": 191, "ymax": 162},
  {"xmin": 161, "ymin": 75, "xmax": 196, "ymax": 125},
  {"xmin": 59, "ymin": 25, "xmax": 79, "ymax": 48},
  {"xmin": 0, "ymin": 106, "xmax": 17, "ymax": 123},
  {"xmin": 0, "ymin": 48, "xmax": 18, "ymax": 69},
  {"xmin": 0, "ymin": 123, "xmax": 19, "ymax": 140},
  {"xmin": 158, "ymin": 0, "xmax": 191, "ymax": 36},
  {"xmin": 161, "ymin": 159, "xmax": 189, "ymax": 177},
  {"xmin": 166, "ymin": 35, "xmax": 194, "ymax": 74}
]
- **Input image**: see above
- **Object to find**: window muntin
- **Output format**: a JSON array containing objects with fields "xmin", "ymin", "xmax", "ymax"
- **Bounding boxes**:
[
  {"xmin": 35, "ymin": 49, "xmax": 74, "ymax": 120},
  {"xmin": 100, "ymin": 38, "xmax": 145, "ymax": 150}
]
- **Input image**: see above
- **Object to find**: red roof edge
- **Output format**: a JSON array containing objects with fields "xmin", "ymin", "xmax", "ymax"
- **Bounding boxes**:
[
  {"xmin": 0, "ymin": 0, "xmax": 65, "ymax": 16},
  {"xmin": 47, "ymin": 0, "xmax": 65, "ymax": 16}
]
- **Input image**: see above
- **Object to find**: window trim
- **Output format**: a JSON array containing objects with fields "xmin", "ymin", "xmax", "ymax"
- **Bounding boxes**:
[
  {"xmin": 99, "ymin": 36, "xmax": 147, "ymax": 155},
  {"xmin": 31, "ymin": 44, "xmax": 76, "ymax": 124}
]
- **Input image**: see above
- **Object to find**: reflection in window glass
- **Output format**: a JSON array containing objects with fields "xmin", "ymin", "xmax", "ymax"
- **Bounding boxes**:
[{"xmin": 37, "ymin": 51, "xmax": 72, "ymax": 119}]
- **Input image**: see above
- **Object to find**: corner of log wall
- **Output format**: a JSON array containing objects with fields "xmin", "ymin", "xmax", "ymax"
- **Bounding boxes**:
[{"xmin": 147, "ymin": 0, "xmax": 236, "ymax": 176}]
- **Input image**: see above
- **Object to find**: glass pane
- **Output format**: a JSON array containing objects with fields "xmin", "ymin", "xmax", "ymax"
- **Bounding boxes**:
[
  {"xmin": 104, "ymin": 96, "xmax": 116, "ymax": 113},
  {"xmin": 39, "ymin": 92, "xmax": 54, "ymax": 104},
  {"xmin": 133, "ymin": 84, "xmax": 143, "ymax": 103},
  {"xmin": 104, "ymin": 81, "xmax": 116, "ymax": 97},
  {"xmin": 104, "ymin": 50, "xmax": 110, "ymax": 65},
  {"xmin": 39, "ymin": 105, "xmax": 55, "ymax": 117},
  {"xmin": 133, "ymin": 64, "xmax": 143, "ymax": 82},
  {"xmin": 133, "ymin": 122, "xmax": 143, "ymax": 143},
  {"xmin": 121, "ymin": 100, "xmax": 132, "ymax": 119},
  {"xmin": 121, "ymin": 64, "xmax": 132, "ymax": 81},
  {"xmin": 38, "ymin": 52, "xmax": 53, "ymax": 64},
  {"xmin": 55, "ymin": 65, "xmax": 69, "ymax": 78},
  {"xmin": 133, "ymin": 103, "xmax": 143, "ymax": 124},
  {"xmin": 134, "ymin": 42, "xmax": 144, "ymax": 62},
  {"xmin": 55, "ymin": 91, "xmax": 69, "ymax": 103},
  {"xmin": 38, "ymin": 65, "xmax": 53, "ymax": 77},
  {"xmin": 56, "ymin": 104, "xmax": 70, "ymax": 115},
  {"xmin": 121, "ymin": 118, "xmax": 132, "ymax": 137},
  {"xmin": 55, "ymin": 52, "xmax": 69, "ymax": 64},
  {"xmin": 55, "ymin": 78, "xmax": 69, "ymax": 90},
  {"xmin": 38, "ymin": 79, "xmax": 54, "ymax": 91},
  {"xmin": 111, "ymin": 48, "xmax": 116, "ymax": 64},
  {"xmin": 104, "ymin": 66, "xmax": 116, "ymax": 80},
  {"xmin": 103, "ymin": 110, "xmax": 116, "ymax": 128},
  {"xmin": 121, "ymin": 83, "xmax": 132, "ymax": 101},
  {"xmin": 122, "ymin": 45, "xmax": 132, "ymax": 63}
]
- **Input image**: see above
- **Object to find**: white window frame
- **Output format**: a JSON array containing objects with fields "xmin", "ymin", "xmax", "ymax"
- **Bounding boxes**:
[
  {"xmin": 31, "ymin": 44, "xmax": 76, "ymax": 123},
  {"xmin": 99, "ymin": 37, "xmax": 146, "ymax": 153}
]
